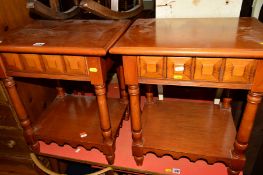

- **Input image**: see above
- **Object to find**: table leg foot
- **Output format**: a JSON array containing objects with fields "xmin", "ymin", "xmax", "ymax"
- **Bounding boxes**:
[
  {"xmin": 134, "ymin": 156, "xmax": 144, "ymax": 166},
  {"xmin": 227, "ymin": 168, "xmax": 240, "ymax": 175},
  {"xmin": 106, "ymin": 154, "xmax": 115, "ymax": 165}
]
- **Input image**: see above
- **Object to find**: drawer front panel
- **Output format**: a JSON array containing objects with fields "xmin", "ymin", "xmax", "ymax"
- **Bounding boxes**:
[
  {"xmin": 1, "ymin": 53, "xmax": 24, "ymax": 71},
  {"xmin": 1, "ymin": 53, "xmax": 89, "ymax": 77},
  {"xmin": 20, "ymin": 54, "xmax": 44, "ymax": 72},
  {"xmin": 0, "ymin": 129, "xmax": 29, "ymax": 157},
  {"xmin": 64, "ymin": 56, "xmax": 88, "ymax": 75},
  {"xmin": 167, "ymin": 57, "xmax": 192, "ymax": 80},
  {"xmin": 42, "ymin": 55, "xmax": 65, "ymax": 73},
  {"xmin": 223, "ymin": 59, "xmax": 257, "ymax": 83},
  {"xmin": 0, "ymin": 105, "xmax": 18, "ymax": 127},
  {"xmin": 194, "ymin": 58, "xmax": 223, "ymax": 82},
  {"xmin": 138, "ymin": 56, "xmax": 164, "ymax": 78}
]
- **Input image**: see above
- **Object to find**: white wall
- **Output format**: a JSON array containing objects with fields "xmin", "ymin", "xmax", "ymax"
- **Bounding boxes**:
[
  {"xmin": 156, "ymin": 0, "xmax": 243, "ymax": 18},
  {"xmin": 252, "ymin": 0, "xmax": 263, "ymax": 18}
]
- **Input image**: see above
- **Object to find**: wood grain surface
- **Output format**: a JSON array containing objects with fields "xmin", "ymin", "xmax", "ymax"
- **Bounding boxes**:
[
  {"xmin": 110, "ymin": 18, "xmax": 263, "ymax": 58},
  {"xmin": 34, "ymin": 96, "xmax": 127, "ymax": 154},
  {"xmin": 0, "ymin": 20, "xmax": 130, "ymax": 56},
  {"xmin": 141, "ymin": 100, "xmax": 236, "ymax": 165}
]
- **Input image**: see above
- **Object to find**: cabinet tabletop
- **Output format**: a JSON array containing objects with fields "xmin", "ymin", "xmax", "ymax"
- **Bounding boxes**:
[
  {"xmin": 110, "ymin": 18, "xmax": 263, "ymax": 58},
  {"xmin": 0, "ymin": 20, "xmax": 130, "ymax": 56}
]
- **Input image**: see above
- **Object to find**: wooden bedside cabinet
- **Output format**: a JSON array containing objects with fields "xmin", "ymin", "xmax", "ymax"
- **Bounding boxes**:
[
  {"xmin": 0, "ymin": 19, "xmax": 130, "ymax": 165},
  {"xmin": 110, "ymin": 18, "xmax": 263, "ymax": 175}
]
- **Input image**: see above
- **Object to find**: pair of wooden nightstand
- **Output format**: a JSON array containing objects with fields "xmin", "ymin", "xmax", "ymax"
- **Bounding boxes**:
[
  {"xmin": 1, "ymin": 18, "xmax": 263, "ymax": 175},
  {"xmin": 0, "ymin": 19, "xmax": 130, "ymax": 166},
  {"xmin": 110, "ymin": 18, "xmax": 263, "ymax": 175}
]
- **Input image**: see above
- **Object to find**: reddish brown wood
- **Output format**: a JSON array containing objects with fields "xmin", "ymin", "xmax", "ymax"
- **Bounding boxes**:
[
  {"xmin": 229, "ymin": 92, "xmax": 262, "ymax": 175},
  {"xmin": 0, "ymin": 19, "xmax": 130, "ymax": 165},
  {"xmin": 116, "ymin": 64, "xmax": 129, "ymax": 121},
  {"xmin": 0, "ymin": 58, "xmax": 7, "ymax": 78},
  {"xmin": 3, "ymin": 77, "xmax": 39, "ymax": 152},
  {"xmin": 223, "ymin": 59, "xmax": 257, "ymax": 83},
  {"xmin": 112, "ymin": 18, "xmax": 263, "ymax": 173},
  {"xmin": 0, "ymin": 20, "xmax": 130, "ymax": 56},
  {"xmin": 123, "ymin": 56, "xmax": 138, "ymax": 85},
  {"xmin": 94, "ymin": 84, "xmax": 115, "ymax": 164},
  {"xmin": 128, "ymin": 85, "xmax": 143, "ymax": 165},
  {"xmin": 56, "ymin": 80, "xmax": 65, "ymax": 98},
  {"xmin": 223, "ymin": 98, "xmax": 232, "ymax": 109},
  {"xmin": 87, "ymin": 57, "xmax": 106, "ymax": 85},
  {"xmin": 110, "ymin": 18, "xmax": 263, "ymax": 58},
  {"xmin": 145, "ymin": 84, "xmax": 154, "ymax": 104},
  {"xmin": 0, "ymin": 128, "xmax": 31, "ymax": 157},
  {"xmin": 116, "ymin": 64, "xmax": 128, "ymax": 104},
  {"xmin": 139, "ymin": 78, "xmax": 252, "ymax": 90},
  {"xmin": 252, "ymin": 60, "xmax": 263, "ymax": 92},
  {"xmin": 0, "ymin": 157, "xmax": 37, "ymax": 175},
  {"xmin": 138, "ymin": 56, "xmax": 165, "ymax": 79},
  {"xmin": 15, "ymin": 78, "xmax": 57, "ymax": 124},
  {"xmin": 34, "ymin": 96, "xmax": 126, "ymax": 165},
  {"xmin": 141, "ymin": 100, "xmax": 236, "ymax": 165},
  {"xmin": 167, "ymin": 57, "xmax": 192, "ymax": 80}
]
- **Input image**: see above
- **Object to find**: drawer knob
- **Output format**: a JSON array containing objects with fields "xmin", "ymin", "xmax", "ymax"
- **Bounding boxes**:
[
  {"xmin": 7, "ymin": 140, "xmax": 16, "ymax": 148},
  {"xmin": 202, "ymin": 63, "xmax": 214, "ymax": 75},
  {"xmin": 233, "ymin": 65, "xmax": 245, "ymax": 76},
  {"xmin": 146, "ymin": 63, "xmax": 157, "ymax": 73}
]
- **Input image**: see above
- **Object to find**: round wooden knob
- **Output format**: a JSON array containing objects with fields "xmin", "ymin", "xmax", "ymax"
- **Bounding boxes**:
[{"xmin": 7, "ymin": 140, "xmax": 16, "ymax": 148}]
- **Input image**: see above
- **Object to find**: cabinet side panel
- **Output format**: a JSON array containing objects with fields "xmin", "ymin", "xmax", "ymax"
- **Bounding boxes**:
[
  {"xmin": 251, "ymin": 60, "xmax": 263, "ymax": 92},
  {"xmin": 123, "ymin": 56, "xmax": 138, "ymax": 85}
]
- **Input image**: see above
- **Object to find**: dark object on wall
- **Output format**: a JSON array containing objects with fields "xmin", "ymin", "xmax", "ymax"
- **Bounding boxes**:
[
  {"xmin": 259, "ymin": 4, "xmax": 263, "ymax": 22},
  {"xmin": 28, "ymin": 0, "xmax": 144, "ymax": 19},
  {"xmin": 240, "ymin": 0, "xmax": 254, "ymax": 17}
]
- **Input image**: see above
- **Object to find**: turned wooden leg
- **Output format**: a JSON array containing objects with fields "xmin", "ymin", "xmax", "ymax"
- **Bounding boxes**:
[
  {"xmin": 94, "ymin": 84, "xmax": 115, "ymax": 165},
  {"xmin": 116, "ymin": 65, "xmax": 128, "ymax": 103},
  {"xmin": 4, "ymin": 77, "xmax": 39, "ymax": 152},
  {"xmin": 128, "ymin": 85, "xmax": 144, "ymax": 166},
  {"xmin": 145, "ymin": 84, "xmax": 154, "ymax": 104},
  {"xmin": 56, "ymin": 80, "xmax": 65, "ymax": 98},
  {"xmin": 223, "ymin": 89, "xmax": 232, "ymax": 109},
  {"xmin": 223, "ymin": 97, "xmax": 232, "ymax": 109},
  {"xmin": 117, "ymin": 65, "xmax": 129, "ymax": 121},
  {"xmin": 228, "ymin": 91, "xmax": 262, "ymax": 175}
]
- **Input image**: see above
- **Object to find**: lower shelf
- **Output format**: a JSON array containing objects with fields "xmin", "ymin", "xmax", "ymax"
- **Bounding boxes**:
[
  {"xmin": 141, "ymin": 100, "xmax": 237, "ymax": 166},
  {"xmin": 40, "ymin": 120, "xmax": 233, "ymax": 175},
  {"xmin": 34, "ymin": 95, "xmax": 127, "ymax": 153}
]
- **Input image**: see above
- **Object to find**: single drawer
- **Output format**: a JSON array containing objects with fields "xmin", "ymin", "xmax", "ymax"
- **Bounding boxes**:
[
  {"xmin": 223, "ymin": 59, "xmax": 257, "ymax": 83},
  {"xmin": 20, "ymin": 54, "xmax": 44, "ymax": 72},
  {"xmin": 138, "ymin": 56, "xmax": 165, "ymax": 78},
  {"xmin": 1, "ymin": 53, "xmax": 24, "ymax": 71},
  {"xmin": 0, "ymin": 104, "xmax": 18, "ymax": 127},
  {"xmin": 64, "ymin": 56, "xmax": 88, "ymax": 75},
  {"xmin": 0, "ymin": 129, "xmax": 30, "ymax": 157},
  {"xmin": 167, "ymin": 57, "xmax": 192, "ymax": 80},
  {"xmin": 194, "ymin": 58, "xmax": 223, "ymax": 82},
  {"xmin": 42, "ymin": 55, "xmax": 65, "ymax": 73}
]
